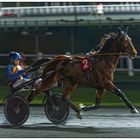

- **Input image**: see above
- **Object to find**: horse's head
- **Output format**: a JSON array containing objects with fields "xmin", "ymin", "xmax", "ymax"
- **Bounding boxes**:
[
  {"xmin": 90, "ymin": 29, "xmax": 137, "ymax": 58},
  {"xmin": 117, "ymin": 28, "xmax": 137, "ymax": 58}
]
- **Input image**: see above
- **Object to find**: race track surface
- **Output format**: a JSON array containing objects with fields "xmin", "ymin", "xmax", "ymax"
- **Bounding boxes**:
[{"xmin": 0, "ymin": 106, "xmax": 140, "ymax": 138}]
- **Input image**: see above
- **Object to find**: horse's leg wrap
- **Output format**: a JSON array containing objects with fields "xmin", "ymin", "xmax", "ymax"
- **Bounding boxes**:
[
  {"xmin": 106, "ymin": 81, "xmax": 139, "ymax": 113},
  {"xmin": 81, "ymin": 105, "xmax": 98, "ymax": 111},
  {"xmin": 81, "ymin": 88, "xmax": 105, "ymax": 111},
  {"xmin": 80, "ymin": 99, "xmax": 101, "ymax": 111},
  {"xmin": 81, "ymin": 97, "xmax": 101, "ymax": 111},
  {"xmin": 115, "ymin": 89, "xmax": 139, "ymax": 113},
  {"xmin": 115, "ymin": 88, "xmax": 135, "ymax": 110}
]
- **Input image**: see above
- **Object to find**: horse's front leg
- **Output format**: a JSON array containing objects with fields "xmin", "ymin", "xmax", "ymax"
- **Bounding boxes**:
[
  {"xmin": 105, "ymin": 81, "xmax": 139, "ymax": 113},
  {"xmin": 81, "ymin": 88, "xmax": 106, "ymax": 111},
  {"xmin": 94, "ymin": 88, "xmax": 106, "ymax": 108}
]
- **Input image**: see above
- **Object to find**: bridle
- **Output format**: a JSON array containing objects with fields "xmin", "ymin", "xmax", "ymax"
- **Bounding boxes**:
[{"xmin": 91, "ymin": 30, "xmax": 131, "ymax": 57}]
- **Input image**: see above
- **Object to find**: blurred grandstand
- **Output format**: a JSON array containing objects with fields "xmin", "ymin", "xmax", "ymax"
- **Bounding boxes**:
[{"xmin": 0, "ymin": 2, "xmax": 140, "ymax": 76}]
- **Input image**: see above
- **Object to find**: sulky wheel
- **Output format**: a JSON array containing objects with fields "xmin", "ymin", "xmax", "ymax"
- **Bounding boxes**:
[
  {"xmin": 44, "ymin": 93, "xmax": 69, "ymax": 124},
  {"xmin": 4, "ymin": 95, "xmax": 29, "ymax": 126}
]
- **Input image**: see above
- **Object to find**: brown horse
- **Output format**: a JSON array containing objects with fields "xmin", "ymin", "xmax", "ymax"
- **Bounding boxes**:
[{"xmin": 27, "ymin": 29, "xmax": 139, "ymax": 118}]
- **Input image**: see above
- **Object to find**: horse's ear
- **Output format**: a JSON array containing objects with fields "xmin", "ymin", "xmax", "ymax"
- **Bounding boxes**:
[{"xmin": 125, "ymin": 26, "xmax": 129, "ymax": 34}]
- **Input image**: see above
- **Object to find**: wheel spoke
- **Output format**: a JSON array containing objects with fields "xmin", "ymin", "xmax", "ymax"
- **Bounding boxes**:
[
  {"xmin": 4, "ymin": 95, "xmax": 29, "ymax": 126},
  {"xmin": 44, "ymin": 93, "xmax": 69, "ymax": 124}
]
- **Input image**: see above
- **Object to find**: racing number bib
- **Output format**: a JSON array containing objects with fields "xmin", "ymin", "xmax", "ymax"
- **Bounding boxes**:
[{"xmin": 81, "ymin": 57, "xmax": 90, "ymax": 71}]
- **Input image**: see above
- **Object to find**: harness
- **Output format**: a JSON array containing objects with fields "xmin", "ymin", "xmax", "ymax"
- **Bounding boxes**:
[
  {"xmin": 61, "ymin": 50, "xmax": 128, "ymax": 82},
  {"xmin": 59, "ymin": 60, "xmax": 79, "ymax": 85},
  {"xmin": 57, "ymin": 57, "xmax": 93, "ymax": 83}
]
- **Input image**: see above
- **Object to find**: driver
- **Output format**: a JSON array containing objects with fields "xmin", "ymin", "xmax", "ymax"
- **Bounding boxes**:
[{"xmin": 5, "ymin": 51, "xmax": 31, "ymax": 89}]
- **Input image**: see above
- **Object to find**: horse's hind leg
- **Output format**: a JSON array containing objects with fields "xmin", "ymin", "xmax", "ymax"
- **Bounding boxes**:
[
  {"xmin": 81, "ymin": 88, "xmax": 106, "ymax": 111},
  {"xmin": 63, "ymin": 83, "xmax": 77, "ymax": 100},
  {"xmin": 63, "ymin": 83, "xmax": 82, "ymax": 119},
  {"xmin": 63, "ymin": 83, "xmax": 77, "ymax": 111},
  {"xmin": 106, "ymin": 81, "xmax": 139, "ymax": 113}
]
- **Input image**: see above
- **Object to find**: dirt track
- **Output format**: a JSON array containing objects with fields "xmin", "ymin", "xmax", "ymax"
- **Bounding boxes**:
[{"xmin": 0, "ymin": 106, "xmax": 140, "ymax": 138}]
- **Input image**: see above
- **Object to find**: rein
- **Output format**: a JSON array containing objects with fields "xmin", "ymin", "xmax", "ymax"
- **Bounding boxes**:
[{"xmin": 92, "ymin": 52, "xmax": 127, "ymax": 56}]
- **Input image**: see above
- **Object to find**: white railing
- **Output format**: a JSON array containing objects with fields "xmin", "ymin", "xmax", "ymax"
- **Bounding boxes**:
[
  {"xmin": 0, "ymin": 53, "xmax": 140, "ymax": 76},
  {"xmin": 0, "ymin": 4, "xmax": 140, "ymax": 17}
]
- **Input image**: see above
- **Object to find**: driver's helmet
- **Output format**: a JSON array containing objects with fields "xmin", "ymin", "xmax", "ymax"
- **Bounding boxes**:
[
  {"xmin": 9, "ymin": 51, "xmax": 22, "ymax": 62},
  {"xmin": 19, "ymin": 52, "xmax": 25, "ymax": 61}
]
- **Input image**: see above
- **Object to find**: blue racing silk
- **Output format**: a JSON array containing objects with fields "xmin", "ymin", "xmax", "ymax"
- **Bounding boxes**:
[
  {"xmin": 23, "ymin": 72, "xmax": 31, "ymax": 79},
  {"xmin": 5, "ymin": 64, "xmax": 24, "ymax": 82}
]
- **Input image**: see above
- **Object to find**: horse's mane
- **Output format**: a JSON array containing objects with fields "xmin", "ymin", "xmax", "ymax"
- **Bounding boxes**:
[{"xmin": 97, "ymin": 32, "xmax": 118, "ymax": 53}]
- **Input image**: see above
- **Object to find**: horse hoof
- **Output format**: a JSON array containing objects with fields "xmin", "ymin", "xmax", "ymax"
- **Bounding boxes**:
[
  {"xmin": 76, "ymin": 111, "xmax": 83, "ymax": 119},
  {"xmin": 131, "ymin": 108, "xmax": 139, "ymax": 114}
]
